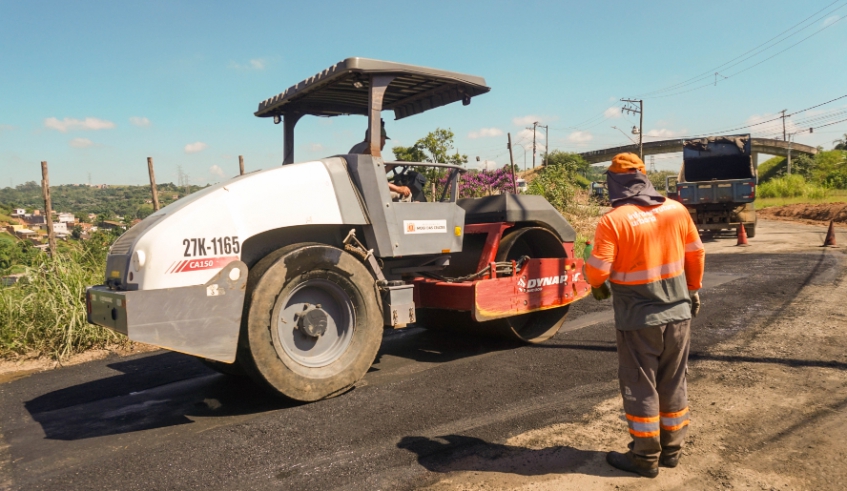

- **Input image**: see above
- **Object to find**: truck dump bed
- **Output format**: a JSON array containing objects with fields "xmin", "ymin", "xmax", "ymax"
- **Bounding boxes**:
[{"xmin": 678, "ymin": 135, "xmax": 756, "ymax": 205}]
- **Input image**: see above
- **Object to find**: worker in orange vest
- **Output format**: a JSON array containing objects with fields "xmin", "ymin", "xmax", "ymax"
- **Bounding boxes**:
[{"xmin": 586, "ymin": 153, "xmax": 705, "ymax": 478}]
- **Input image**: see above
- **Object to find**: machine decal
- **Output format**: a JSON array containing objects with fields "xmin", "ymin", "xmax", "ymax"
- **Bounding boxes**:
[
  {"xmin": 167, "ymin": 256, "xmax": 239, "ymax": 274},
  {"xmin": 182, "ymin": 236, "xmax": 241, "ymax": 257},
  {"xmin": 517, "ymin": 273, "xmax": 569, "ymax": 293},
  {"xmin": 403, "ymin": 220, "xmax": 447, "ymax": 234}
]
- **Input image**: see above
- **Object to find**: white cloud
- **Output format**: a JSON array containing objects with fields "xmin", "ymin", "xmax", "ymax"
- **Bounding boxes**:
[
  {"xmin": 307, "ymin": 143, "xmax": 324, "ymax": 152},
  {"xmin": 229, "ymin": 58, "xmax": 267, "ymax": 70},
  {"xmin": 209, "ymin": 165, "xmax": 225, "ymax": 178},
  {"xmin": 604, "ymin": 107, "xmax": 622, "ymax": 119},
  {"xmin": 44, "ymin": 117, "xmax": 115, "ymax": 133},
  {"xmin": 184, "ymin": 142, "xmax": 208, "ymax": 154},
  {"xmin": 516, "ymin": 128, "xmax": 546, "ymax": 142},
  {"xmin": 69, "ymin": 138, "xmax": 95, "ymax": 148},
  {"xmin": 824, "ymin": 15, "xmax": 840, "ymax": 26},
  {"xmin": 0, "ymin": 124, "xmax": 15, "ymax": 132},
  {"xmin": 468, "ymin": 127, "xmax": 504, "ymax": 139},
  {"xmin": 129, "ymin": 116, "xmax": 151, "ymax": 127},
  {"xmin": 513, "ymin": 115, "xmax": 541, "ymax": 126},
  {"xmin": 567, "ymin": 131, "xmax": 594, "ymax": 143}
]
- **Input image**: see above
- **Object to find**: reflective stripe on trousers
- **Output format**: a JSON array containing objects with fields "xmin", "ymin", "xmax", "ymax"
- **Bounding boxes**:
[
  {"xmin": 660, "ymin": 407, "xmax": 690, "ymax": 431},
  {"xmin": 626, "ymin": 414, "xmax": 660, "ymax": 438}
]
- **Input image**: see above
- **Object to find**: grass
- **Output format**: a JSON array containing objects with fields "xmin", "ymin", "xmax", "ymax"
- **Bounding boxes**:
[
  {"xmin": 755, "ymin": 191, "xmax": 847, "ymax": 209},
  {"xmin": 756, "ymin": 175, "xmax": 847, "ymax": 209},
  {"xmin": 0, "ymin": 234, "xmax": 128, "ymax": 360}
]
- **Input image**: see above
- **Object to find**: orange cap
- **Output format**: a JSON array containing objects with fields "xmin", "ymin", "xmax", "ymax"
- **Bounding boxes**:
[{"xmin": 609, "ymin": 153, "xmax": 646, "ymax": 174}]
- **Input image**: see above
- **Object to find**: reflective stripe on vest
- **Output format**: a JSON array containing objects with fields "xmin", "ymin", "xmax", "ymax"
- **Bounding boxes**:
[
  {"xmin": 587, "ymin": 254, "xmax": 612, "ymax": 272},
  {"xmin": 685, "ymin": 239, "xmax": 704, "ymax": 252},
  {"xmin": 610, "ymin": 258, "xmax": 685, "ymax": 283}
]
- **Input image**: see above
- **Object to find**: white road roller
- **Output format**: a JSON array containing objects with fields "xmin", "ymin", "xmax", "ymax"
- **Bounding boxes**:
[{"xmin": 86, "ymin": 58, "xmax": 592, "ymax": 401}]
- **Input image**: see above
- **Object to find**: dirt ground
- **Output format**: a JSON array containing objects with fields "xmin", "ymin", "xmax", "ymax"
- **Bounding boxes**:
[
  {"xmin": 0, "ymin": 343, "xmax": 157, "ymax": 385},
  {"xmin": 759, "ymin": 202, "xmax": 847, "ymax": 226},
  {"xmin": 421, "ymin": 219, "xmax": 847, "ymax": 490}
]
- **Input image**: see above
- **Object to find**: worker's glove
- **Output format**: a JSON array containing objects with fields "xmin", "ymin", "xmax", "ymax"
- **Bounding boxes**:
[
  {"xmin": 690, "ymin": 291, "xmax": 701, "ymax": 318},
  {"xmin": 591, "ymin": 281, "xmax": 611, "ymax": 301}
]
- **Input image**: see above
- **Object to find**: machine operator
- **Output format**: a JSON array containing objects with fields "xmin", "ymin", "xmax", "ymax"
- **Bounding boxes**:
[
  {"xmin": 349, "ymin": 120, "xmax": 412, "ymax": 200},
  {"xmin": 586, "ymin": 153, "xmax": 705, "ymax": 478}
]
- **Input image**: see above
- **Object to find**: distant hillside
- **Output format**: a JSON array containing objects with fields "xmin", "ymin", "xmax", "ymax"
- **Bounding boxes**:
[{"xmin": 0, "ymin": 181, "xmax": 205, "ymax": 221}]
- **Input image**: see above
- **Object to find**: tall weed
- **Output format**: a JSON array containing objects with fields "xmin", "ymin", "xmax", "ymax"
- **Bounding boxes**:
[{"xmin": 0, "ymin": 234, "xmax": 126, "ymax": 359}]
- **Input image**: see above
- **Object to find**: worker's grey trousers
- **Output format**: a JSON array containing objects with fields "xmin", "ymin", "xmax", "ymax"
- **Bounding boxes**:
[{"xmin": 616, "ymin": 319, "xmax": 691, "ymax": 463}]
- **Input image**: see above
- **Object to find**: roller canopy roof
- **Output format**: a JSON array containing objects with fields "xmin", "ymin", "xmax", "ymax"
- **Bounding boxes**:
[{"xmin": 255, "ymin": 57, "xmax": 490, "ymax": 120}]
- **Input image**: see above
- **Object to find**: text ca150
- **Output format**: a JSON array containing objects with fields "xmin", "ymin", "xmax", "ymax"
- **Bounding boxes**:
[{"xmin": 183, "ymin": 237, "xmax": 240, "ymax": 257}]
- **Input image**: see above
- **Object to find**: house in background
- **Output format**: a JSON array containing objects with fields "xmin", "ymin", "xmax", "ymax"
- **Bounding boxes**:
[
  {"xmin": 11, "ymin": 208, "xmax": 25, "ymax": 216},
  {"xmin": 57, "ymin": 212, "xmax": 75, "ymax": 223}
]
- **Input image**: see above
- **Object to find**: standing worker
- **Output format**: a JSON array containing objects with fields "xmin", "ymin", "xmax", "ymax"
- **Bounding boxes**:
[{"xmin": 585, "ymin": 153, "xmax": 705, "ymax": 478}]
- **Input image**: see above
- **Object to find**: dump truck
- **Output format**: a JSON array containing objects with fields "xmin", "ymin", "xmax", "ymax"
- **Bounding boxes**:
[
  {"xmin": 666, "ymin": 135, "xmax": 757, "ymax": 237},
  {"xmin": 85, "ymin": 58, "xmax": 592, "ymax": 401}
]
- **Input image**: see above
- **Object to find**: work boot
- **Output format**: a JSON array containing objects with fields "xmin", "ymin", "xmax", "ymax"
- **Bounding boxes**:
[
  {"xmin": 659, "ymin": 452, "xmax": 679, "ymax": 468},
  {"xmin": 606, "ymin": 451, "xmax": 659, "ymax": 478}
]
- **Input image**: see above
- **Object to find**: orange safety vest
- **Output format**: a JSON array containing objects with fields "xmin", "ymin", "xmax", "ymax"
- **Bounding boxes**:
[{"xmin": 586, "ymin": 199, "xmax": 705, "ymax": 330}]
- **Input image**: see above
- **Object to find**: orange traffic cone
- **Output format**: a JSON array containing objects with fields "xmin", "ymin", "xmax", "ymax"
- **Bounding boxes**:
[
  {"xmin": 822, "ymin": 220, "xmax": 838, "ymax": 247},
  {"xmin": 736, "ymin": 223, "xmax": 749, "ymax": 246}
]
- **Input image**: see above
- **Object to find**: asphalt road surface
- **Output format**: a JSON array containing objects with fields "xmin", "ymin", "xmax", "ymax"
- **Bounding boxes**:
[{"xmin": 0, "ymin": 219, "xmax": 843, "ymax": 491}]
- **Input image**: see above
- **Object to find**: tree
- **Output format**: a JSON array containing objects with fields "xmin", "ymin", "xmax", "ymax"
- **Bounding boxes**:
[
  {"xmin": 834, "ymin": 133, "xmax": 847, "ymax": 150},
  {"xmin": 392, "ymin": 145, "xmax": 428, "ymax": 163},
  {"xmin": 392, "ymin": 128, "xmax": 467, "ymax": 165},
  {"xmin": 543, "ymin": 151, "xmax": 590, "ymax": 175}
]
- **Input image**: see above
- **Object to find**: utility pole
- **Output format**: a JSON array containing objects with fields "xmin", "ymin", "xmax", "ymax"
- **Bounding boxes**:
[
  {"xmin": 527, "ymin": 121, "xmax": 539, "ymax": 168},
  {"xmin": 787, "ymin": 132, "xmax": 797, "ymax": 175},
  {"xmin": 507, "ymin": 132, "xmax": 517, "ymax": 193},
  {"xmin": 780, "ymin": 109, "xmax": 787, "ymax": 141},
  {"xmin": 147, "ymin": 157, "xmax": 160, "ymax": 211},
  {"xmin": 621, "ymin": 98, "xmax": 644, "ymax": 160},
  {"xmin": 537, "ymin": 124, "xmax": 549, "ymax": 165},
  {"xmin": 239, "ymin": 155, "xmax": 245, "ymax": 175},
  {"xmin": 40, "ymin": 161, "xmax": 57, "ymax": 256}
]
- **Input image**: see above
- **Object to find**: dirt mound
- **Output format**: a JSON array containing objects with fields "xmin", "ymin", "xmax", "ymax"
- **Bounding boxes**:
[{"xmin": 759, "ymin": 202, "xmax": 847, "ymax": 224}]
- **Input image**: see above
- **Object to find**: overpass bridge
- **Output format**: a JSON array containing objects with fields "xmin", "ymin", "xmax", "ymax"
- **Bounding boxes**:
[{"xmin": 579, "ymin": 137, "xmax": 817, "ymax": 165}]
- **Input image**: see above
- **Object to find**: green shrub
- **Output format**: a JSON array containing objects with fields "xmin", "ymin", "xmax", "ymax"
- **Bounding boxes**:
[{"xmin": 757, "ymin": 174, "xmax": 829, "ymax": 199}]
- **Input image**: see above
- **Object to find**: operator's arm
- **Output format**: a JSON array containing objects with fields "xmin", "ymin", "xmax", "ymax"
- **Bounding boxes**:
[
  {"xmin": 585, "ymin": 215, "xmax": 617, "ymax": 288},
  {"xmin": 388, "ymin": 182, "xmax": 411, "ymax": 197},
  {"xmin": 682, "ymin": 214, "xmax": 705, "ymax": 291}
]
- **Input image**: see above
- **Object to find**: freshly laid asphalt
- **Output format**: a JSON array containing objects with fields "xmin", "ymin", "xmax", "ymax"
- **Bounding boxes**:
[{"xmin": 0, "ymin": 240, "xmax": 841, "ymax": 490}]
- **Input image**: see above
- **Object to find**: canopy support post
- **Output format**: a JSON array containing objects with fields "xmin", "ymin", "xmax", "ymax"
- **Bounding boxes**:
[
  {"xmin": 368, "ymin": 75, "xmax": 394, "ymax": 157},
  {"xmin": 283, "ymin": 112, "xmax": 302, "ymax": 165}
]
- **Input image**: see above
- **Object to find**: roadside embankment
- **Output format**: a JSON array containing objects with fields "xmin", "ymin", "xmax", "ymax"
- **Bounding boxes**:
[{"xmin": 758, "ymin": 202, "xmax": 847, "ymax": 226}]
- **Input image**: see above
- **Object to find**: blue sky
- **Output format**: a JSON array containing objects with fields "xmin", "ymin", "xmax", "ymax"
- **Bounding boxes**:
[{"xmin": 1, "ymin": 0, "xmax": 846, "ymax": 186}]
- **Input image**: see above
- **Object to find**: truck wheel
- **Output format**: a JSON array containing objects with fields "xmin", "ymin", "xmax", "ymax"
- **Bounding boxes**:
[
  {"xmin": 416, "ymin": 227, "xmax": 570, "ymax": 344},
  {"xmin": 239, "ymin": 243, "xmax": 383, "ymax": 402},
  {"xmin": 746, "ymin": 224, "xmax": 756, "ymax": 238}
]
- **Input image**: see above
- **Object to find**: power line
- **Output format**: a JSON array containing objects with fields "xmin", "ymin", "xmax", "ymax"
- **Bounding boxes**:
[
  {"xmin": 636, "ymin": 1, "xmax": 847, "ymax": 98},
  {"xmin": 648, "ymin": 13, "xmax": 847, "ymax": 99}
]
